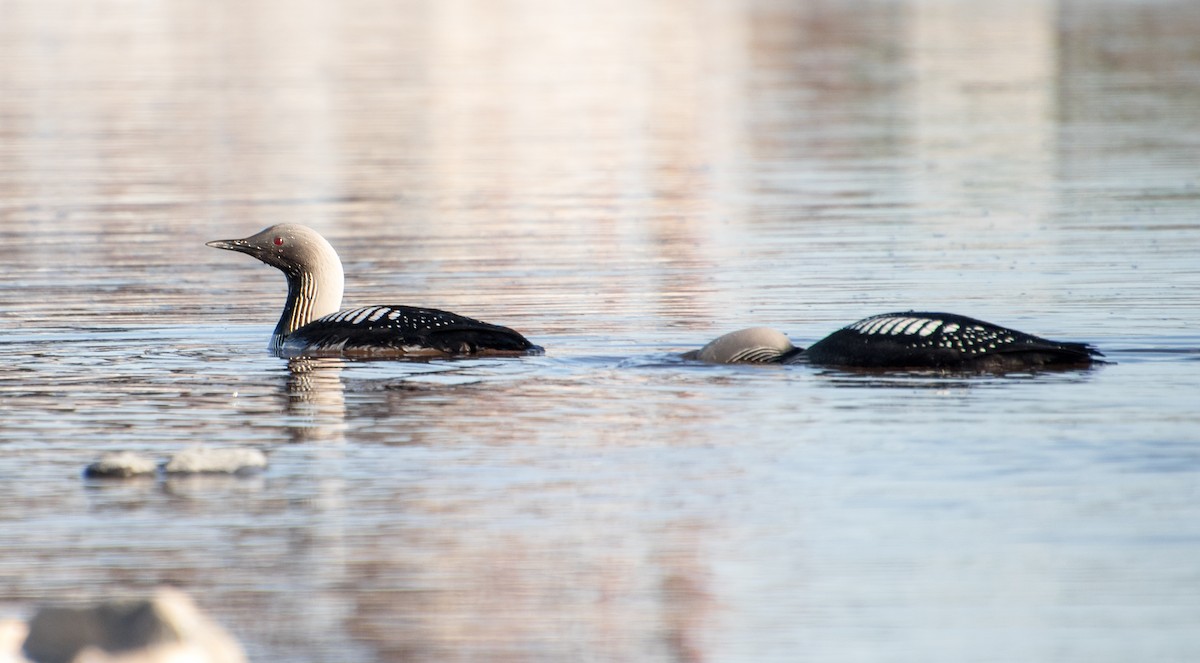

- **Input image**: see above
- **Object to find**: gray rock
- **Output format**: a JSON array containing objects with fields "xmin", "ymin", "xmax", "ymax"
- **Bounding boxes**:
[
  {"xmin": 162, "ymin": 447, "xmax": 267, "ymax": 475},
  {"xmin": 21, "ymin": 587, "xmax": 245, "ymax": 663},
  {"xmin": 83, "ymin": 452, "xmax": 158, "ymax": 479}
]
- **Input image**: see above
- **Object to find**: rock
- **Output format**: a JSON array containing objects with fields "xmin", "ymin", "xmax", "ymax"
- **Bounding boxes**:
[
  {"xmin": 21, "ymin": 587, "xmax": 245, "ymax": 663},
  {"xmin": 162, "ymin": 447, "xmax": 267, "ymax": 475},
  {"xmin": 1, "ymin": 619, "xmax": 30, "ymax": 662},
  {"xmin": 83, "ymin": 453, "xmax": 158, "ymax": 479}
]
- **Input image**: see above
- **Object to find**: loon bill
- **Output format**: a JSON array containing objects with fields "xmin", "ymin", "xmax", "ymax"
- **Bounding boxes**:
[
  {"xmin": 687, "ymin": 312, "xmax": 1103, "ymax": 370},
  {"xmin": 206, "ymin": 223, "xmax": 541, "ymax": 358}
]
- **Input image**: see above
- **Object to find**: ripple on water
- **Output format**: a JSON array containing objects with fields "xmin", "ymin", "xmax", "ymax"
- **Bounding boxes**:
[{"xmin": 3, "ymin": 0, "xmax": 1200, "ymax": 660}]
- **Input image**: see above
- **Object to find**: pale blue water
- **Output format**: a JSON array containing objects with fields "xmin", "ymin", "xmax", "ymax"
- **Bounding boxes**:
[{"xmin": 2, "ymin": 0, "xmax": 1200, "ymax": 661}]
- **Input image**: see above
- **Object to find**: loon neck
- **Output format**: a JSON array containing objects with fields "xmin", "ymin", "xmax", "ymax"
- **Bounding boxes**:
[{"xmin": 272, "ymin": 266, "xmax": 345, "ymax": 349}]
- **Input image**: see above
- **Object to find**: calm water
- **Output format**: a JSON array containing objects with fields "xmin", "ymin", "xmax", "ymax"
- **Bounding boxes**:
[{"xmin": 2, "ymin": 0, "xmax": 1200, "ymax": 661}]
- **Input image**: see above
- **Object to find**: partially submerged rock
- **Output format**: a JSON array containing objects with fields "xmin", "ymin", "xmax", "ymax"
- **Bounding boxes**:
[
  {"xmin": 162, "ymin": 447, "xmax": 267, "ymax": 475},
  {"xmin": 20, "ymin": 587, "xmax": 245, "ymax": 663},
  {"xmin": 83, "ymin": 452, "xmax": 158, "ymax": 479},
  {"xmin": 0, "ymin": 619, "xmax": 28, "ymax": 662}
]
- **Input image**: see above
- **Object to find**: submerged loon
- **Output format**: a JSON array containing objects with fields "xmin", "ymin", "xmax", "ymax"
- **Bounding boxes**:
[
  {"xmin": 207, "ymin": 223, "xmax": 540, "ymax": 358},
  {"xmin": 687, "ymin": 311, "xmax": 1102, "ymax": 370},
  {"xmin": 681, "ymin": 327, "xmax": 803, "ymax": 364}
]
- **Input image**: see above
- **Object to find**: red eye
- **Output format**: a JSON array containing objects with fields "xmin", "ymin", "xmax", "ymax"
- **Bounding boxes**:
[{"xmin": 273, "ymin": 236, "xmax": 284, "ymax": 246}]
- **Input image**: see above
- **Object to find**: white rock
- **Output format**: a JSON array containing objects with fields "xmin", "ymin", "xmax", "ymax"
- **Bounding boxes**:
[
  {"xmin": 20, "ymin": 587, "xmax": 245, "ymax": 663},
  {"xmin": 0, "ymin": 619, "xmax": 30, "ymax": 663},
  {"xmin": 83, "ymin": 452, "xmax": 158, "ymax": 479},
  {"xmin": 162, "ymin": 448, "xmax": 267, "ymax": 475}
]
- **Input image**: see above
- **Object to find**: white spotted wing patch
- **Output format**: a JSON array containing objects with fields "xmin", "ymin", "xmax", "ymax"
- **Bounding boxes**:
[
  {"xmin": 349, "ymin": 307, "xmax": 376, "ymax": 324},
  {"xmin": 806, "ymin": 311, "xmax": 1100, "ymax": 368},
  {"xmin": 876, "ymin": 317, "xmax": 904, "ymax": 334},
  {"xmin": 852, "ymin": 314, "xmax": 945, "ymax": 337},
  {"xmin": 284, "ymin": 304, "xmax": 535, "ymax": 357},
  {"xmin": 844, "ymin": 312, "xmax": 1022, "ymax": 356},
  {"xmin": 318, "ymin": 305, "xmax": 468, "ymax": 332},
  {"xmin": 861, "ymin": 318, "xmax": 890, "ymax": 335}
]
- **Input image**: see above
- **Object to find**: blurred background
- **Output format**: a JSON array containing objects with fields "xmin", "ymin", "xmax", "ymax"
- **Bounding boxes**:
[
  {"xmin": 3, "ymin": 0, "xmax": 1195, "ymax": 336},
  {"xmin": 2, "ymin": 0, "xmax": 1199, "ymax": 661}
]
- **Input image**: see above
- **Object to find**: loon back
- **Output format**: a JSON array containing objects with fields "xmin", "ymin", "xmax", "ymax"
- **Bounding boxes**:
[
  {"xmin": 801, "ymin": 311, "xmax": 1102, "ymax": 370},
  {"xmin": 281, "ymin": 304, "xmax": 541, "ymax": 358}
]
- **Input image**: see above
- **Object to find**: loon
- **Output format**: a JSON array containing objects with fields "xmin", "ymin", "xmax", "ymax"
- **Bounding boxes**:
[
  {"xmin": 207, "ymin": 223, "xmax": 541, "ymax": 358},
  {"xmin": 687, "ymin": 311, "xmax": 1102, "ymax": 370},
  {"xmin": 680, "ymin": 327, "xmax": 803, "ymax": 364}
]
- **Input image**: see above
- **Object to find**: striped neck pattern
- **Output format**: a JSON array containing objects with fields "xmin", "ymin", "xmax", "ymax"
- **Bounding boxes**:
[{"xmin": 271, "ymin": 268, "xmax": 342, "ymax": 351}]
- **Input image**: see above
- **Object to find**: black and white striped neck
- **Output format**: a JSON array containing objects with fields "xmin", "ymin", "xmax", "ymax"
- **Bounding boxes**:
[{"xmin": 271, "ymin": 262, "xmax": 348, "ymax": 353}]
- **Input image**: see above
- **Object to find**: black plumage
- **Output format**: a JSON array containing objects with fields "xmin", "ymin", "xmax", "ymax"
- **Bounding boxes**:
[
  {"xmin": 282, "ymin": 305, "xmax": 539, "ymax": 358},
  {"xmin": 797, "ymin": 311, "xmax": 1101, "ymax": 370}
]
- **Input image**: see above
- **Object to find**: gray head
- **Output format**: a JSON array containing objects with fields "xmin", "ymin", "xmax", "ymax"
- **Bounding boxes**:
[
  {"xmin": 207, "ymin": 223, "xmax": 346, "ymax": 337},
  {"xmin": 684, "ymin": 327, "xmax": 799, "ymax": 364},
  {"xmin": 206, "ymin": 223, "xmax": 341, "ymax": 277}
]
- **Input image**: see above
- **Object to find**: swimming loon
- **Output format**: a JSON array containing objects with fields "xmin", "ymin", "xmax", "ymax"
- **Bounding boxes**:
[
  {"xmin": 207, "ymin": 223, "xmax": 541, "ymax": 358},
  {"xmin": 687, "ymin": 311, "xmax": 1102, "ymax": 370},
  {"xmin": 680, "ymin": 327, "xmax": 803, "ymax": 364}
]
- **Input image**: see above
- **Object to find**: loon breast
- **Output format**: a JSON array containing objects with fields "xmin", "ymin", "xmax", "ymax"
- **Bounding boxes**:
[
  {"xmin": 802, "ymin": 311, "xmax": 1102, "ymax": 370},
  {"xmin": 280, "ymin": 305, "xmax": 543, "ymax": 359}
]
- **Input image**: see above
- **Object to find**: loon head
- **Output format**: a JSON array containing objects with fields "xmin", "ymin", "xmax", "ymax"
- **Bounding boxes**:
[
  {"xmin": 686, "ymin": 327, "xmax": 800, "ymax": 364},
  {"xmin": 206, "ymin": 223, "xmax": 342, "ymax": 280},
  {"xmin": 207, "ymin": 223, "xmax": 346, "ymax": 338}
]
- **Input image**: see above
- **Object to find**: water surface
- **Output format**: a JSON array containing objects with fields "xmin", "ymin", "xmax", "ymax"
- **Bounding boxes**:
[{"xmin": 2, "ymin": 1, "xmax": 1200, "ymax": 661}]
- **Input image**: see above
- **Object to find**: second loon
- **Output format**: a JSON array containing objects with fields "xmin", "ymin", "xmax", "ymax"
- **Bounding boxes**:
[
  {"xmin": 207, "ymin": 223, "xmax": 541, "ymax": 358},
  {"xmin": 686, "ymin": 311, "xmax": 1102, "ymax": 370}
]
